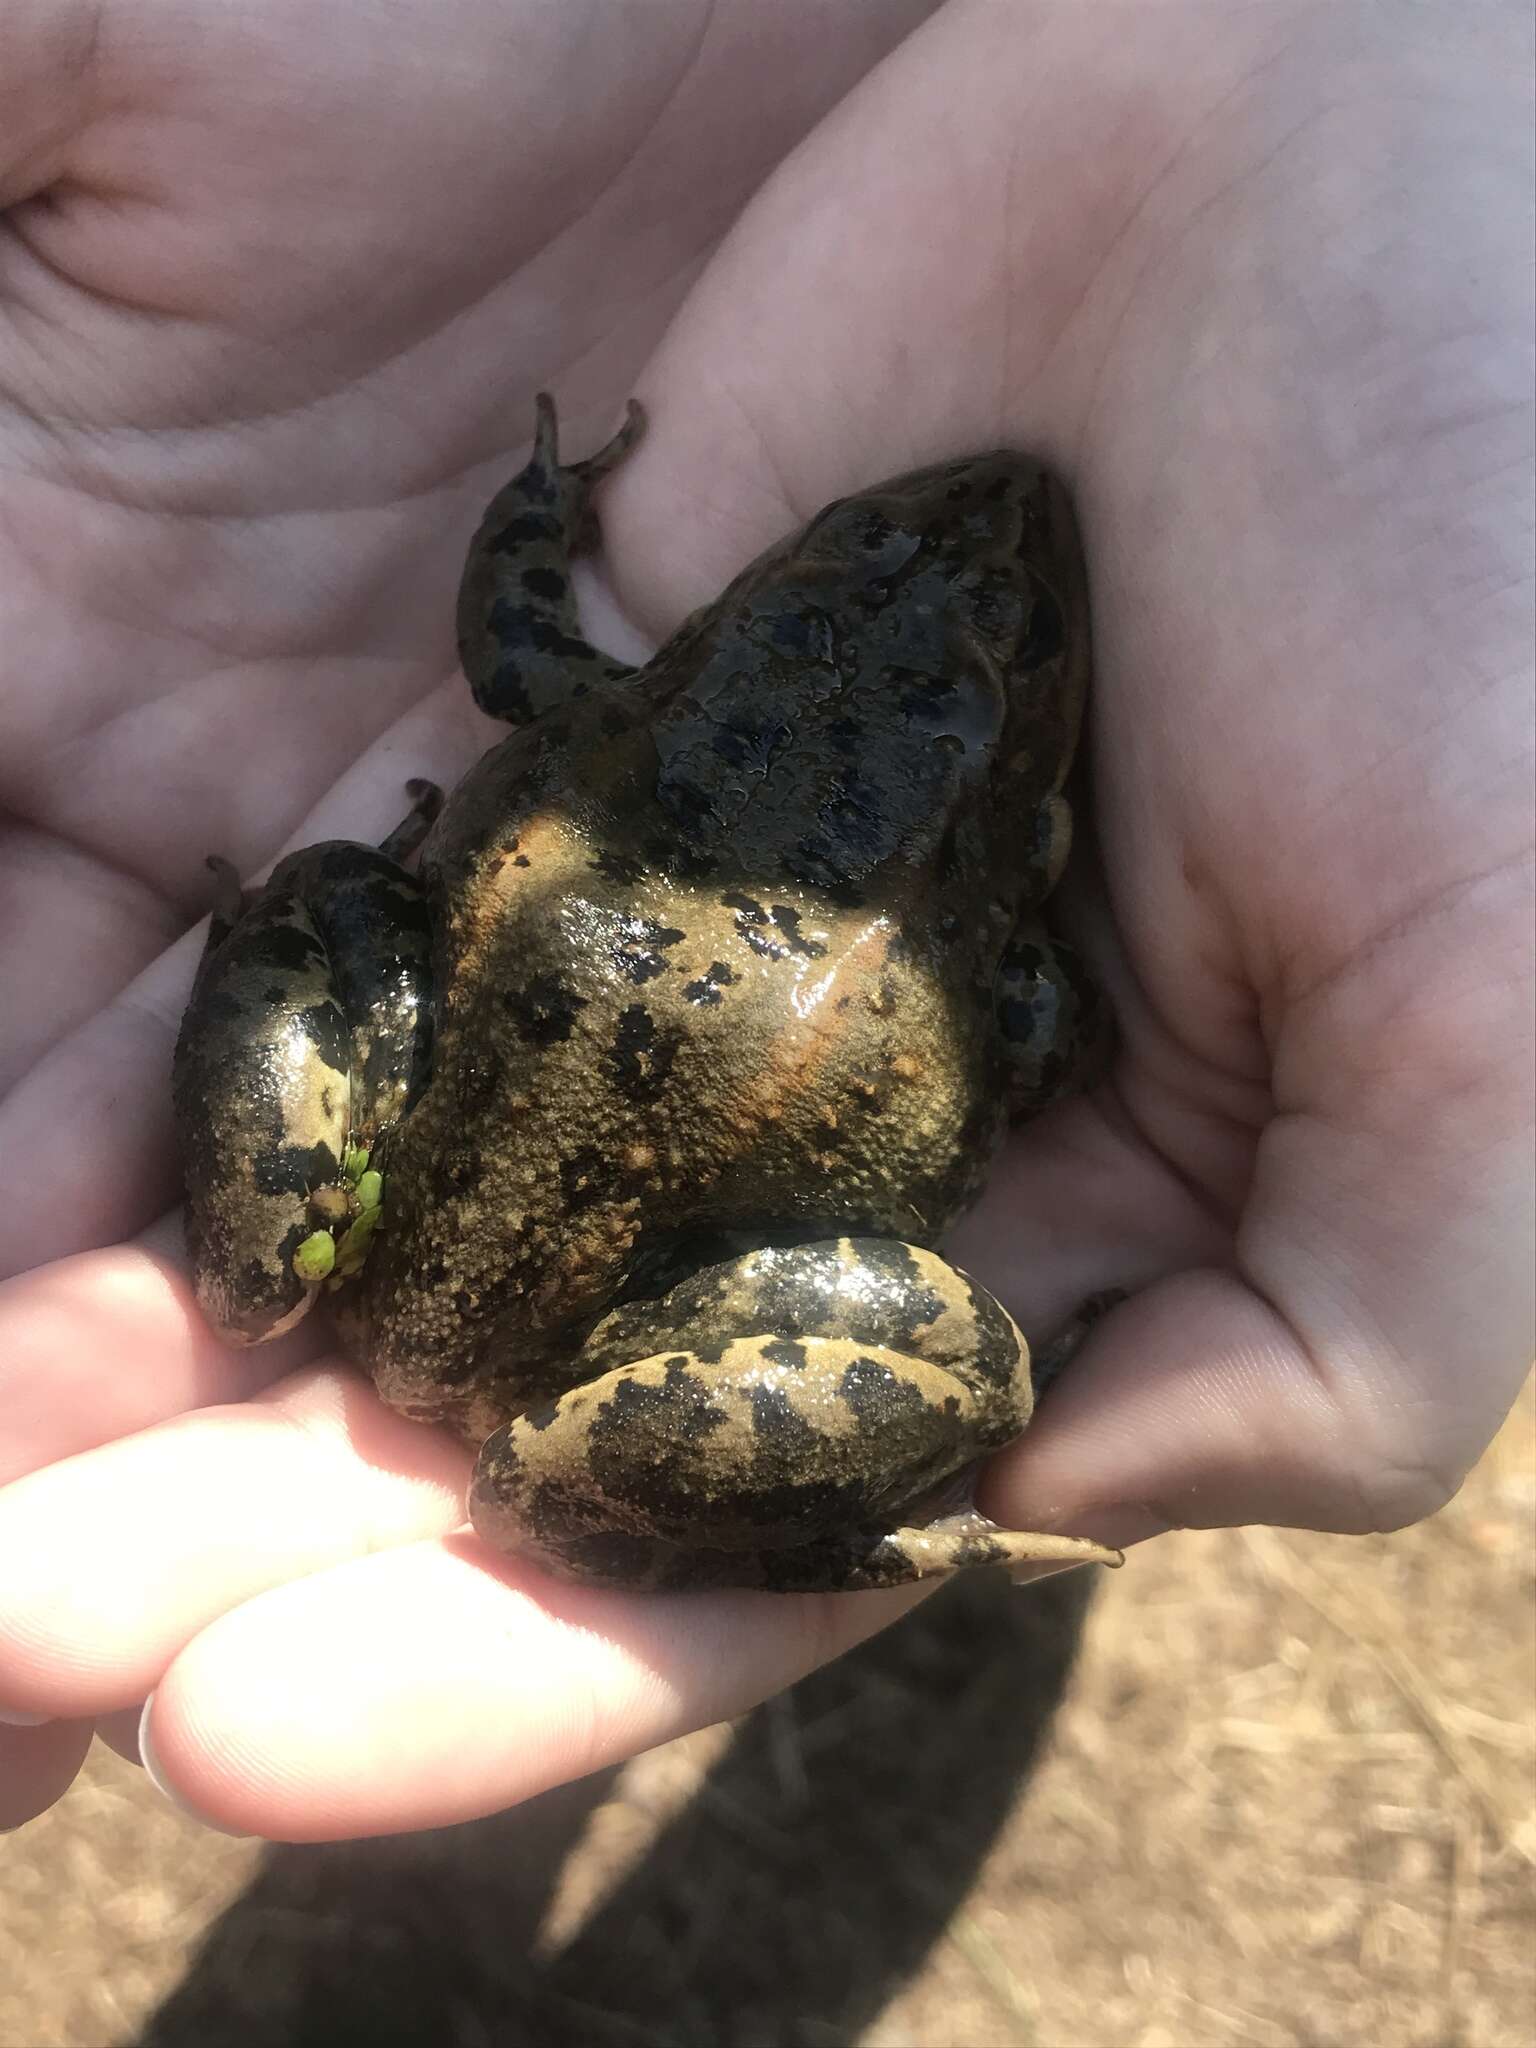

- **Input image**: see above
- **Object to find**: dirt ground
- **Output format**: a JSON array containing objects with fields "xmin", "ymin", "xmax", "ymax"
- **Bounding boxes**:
[{"xmin": 2, "ymin": 1378, "xmax": 1531, "ymax": 2048}]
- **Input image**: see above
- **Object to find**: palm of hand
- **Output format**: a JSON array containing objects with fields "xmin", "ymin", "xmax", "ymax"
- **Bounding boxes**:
[{"xmin": 0, "ymin": 1, "xmax": 1528, "ymax": 1838}]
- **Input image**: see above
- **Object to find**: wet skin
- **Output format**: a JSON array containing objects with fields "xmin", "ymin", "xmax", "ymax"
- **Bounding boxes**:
[{"xmin": 174, "ymin": 397, "xmax": 1116, "ymax": 1592}]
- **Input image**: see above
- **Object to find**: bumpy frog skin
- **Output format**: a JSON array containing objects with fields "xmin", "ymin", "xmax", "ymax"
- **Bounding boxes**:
[{"xmin": 173, "ymin": 397, "xmax": 1117, "ymax": 1593}]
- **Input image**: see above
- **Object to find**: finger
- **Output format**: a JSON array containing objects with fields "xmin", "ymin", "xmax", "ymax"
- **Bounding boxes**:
[
  {"xmin": 600, "ymin": 1, "xmax": 1208, "ymax": 631},
  {"xmin": 141, "ymin": 1538, "xmax": 916, "ymax": 1841},
  {"xmin": 0, "ymin": 1717, "xmax": 93, "ymax": 1833},
  {"xmin": 0, "ymin": 1235, "xmax": 318, "ymax": 1488},
  {"xmin": 0, "ymin": 1363, "xmax": 471, "ymax": 1719},
  {"xmin": 986, "ymin": 948, "xmax": 1535, "ymax": 1544},
  {"xmin": 0, "ymin": 929, "xmax": 196, "ymax": 1284},
  {"xmin": 0, "ymin": 818, "xmax": 183, "ymax": 1097},
  {"xmin": 94, "ymin": 1705, "xmax": 148, "ymax": 1767}
]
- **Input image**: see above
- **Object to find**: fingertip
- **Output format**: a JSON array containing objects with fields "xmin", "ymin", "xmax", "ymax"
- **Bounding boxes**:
[
  {"xmin": 139, "ymin": 1693, "xmax": 253, "ymax": 1838},
  {"xmin": 980, "ymin": 1267, "xmax": 1407, "ymax": 1542}
]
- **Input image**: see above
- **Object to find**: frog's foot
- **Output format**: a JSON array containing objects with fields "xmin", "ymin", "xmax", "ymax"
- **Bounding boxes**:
[
  {"xmin": 466, "ymin": 1236, "xmax": 1121, "ymax": 1594},
  {"xmin": 994, "ymin": 916, "xmax": 1114, "ymax": 1119},
  {"xmin": 694, "ymin": 1509, "xmax": 1119, "ymax": 1592},
  {"xmin": 455, "ymin": 392, "xmax": 645, "ymax": 726},
  {"xmin": 175, "ymin": 840, "xmax": 434, "ymax": 1345}
]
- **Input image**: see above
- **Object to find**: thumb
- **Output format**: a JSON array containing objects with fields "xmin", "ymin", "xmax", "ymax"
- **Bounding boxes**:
[{"xmin": 985, "ymin": 914, "xmax": 1534, "ymax": 1546}]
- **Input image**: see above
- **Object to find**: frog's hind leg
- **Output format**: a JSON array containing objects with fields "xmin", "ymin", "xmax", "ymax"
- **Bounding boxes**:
[
  {"xmin": 456, "ymin": 392, "xmax": 645, "ymax": 725},
  {"xmin": 467, "ymin": 1237, "xmax": 1121, "ymax": 1593}
]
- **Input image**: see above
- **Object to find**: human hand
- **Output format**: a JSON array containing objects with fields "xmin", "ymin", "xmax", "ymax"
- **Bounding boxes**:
[{"xmin": 2, "ymin": 1, "xmax": 1530, "ymax": 1839}]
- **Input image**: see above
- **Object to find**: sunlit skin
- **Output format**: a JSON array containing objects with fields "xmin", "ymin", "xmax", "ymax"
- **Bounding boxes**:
[{"xmin": 0, "ymin": 2, "xmax": 1530, "ymax": 1838}]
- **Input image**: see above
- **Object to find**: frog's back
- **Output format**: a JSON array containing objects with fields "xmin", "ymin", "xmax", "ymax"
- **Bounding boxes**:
[
  {"xmin": 350, "ymin": 693, "xmax": 1007, "ymax": 1437},
  {"xmin": 350, "ymin": 447, "xmax": 1085, "ymax": 1435}
]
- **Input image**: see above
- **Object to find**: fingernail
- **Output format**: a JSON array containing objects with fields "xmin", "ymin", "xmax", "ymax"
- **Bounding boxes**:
[
  {"xmin": 138, "ymin": 1697, "xmax": 250, "ymax": 1838},
  {"xmin": 0, "ymin": 1707, "xmax": 52, "ymax": 1727}
]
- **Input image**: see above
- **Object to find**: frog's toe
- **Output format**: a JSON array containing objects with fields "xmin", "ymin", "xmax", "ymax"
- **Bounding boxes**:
[
  {"xmin": 851, "ymin": 1511, "xmax": 1121, "ymax": 1588},
  {"xmin": 568, "ymin": 396, "xmax": 645, "ymax": 485},
  {"xmin": 379, "ymin": 780, "xmax": 444, "ymax": 863}
]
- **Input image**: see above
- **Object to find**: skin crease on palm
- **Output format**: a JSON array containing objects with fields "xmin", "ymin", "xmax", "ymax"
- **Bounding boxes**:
[{"xmin": 0, "ymin": 0, "xmax": 1530, "ymax": 1842}]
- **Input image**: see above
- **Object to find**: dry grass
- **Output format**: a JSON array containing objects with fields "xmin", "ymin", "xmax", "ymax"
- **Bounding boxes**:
[{"xmin": 3, "ymin": 1378, "xmax": 1532, "ymax": 2048}]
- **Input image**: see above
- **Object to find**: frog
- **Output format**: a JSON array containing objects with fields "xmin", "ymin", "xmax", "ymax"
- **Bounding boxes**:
[{"xmin": 173, "ymin": 394, "xmax": 1118, "ymax": 1594}]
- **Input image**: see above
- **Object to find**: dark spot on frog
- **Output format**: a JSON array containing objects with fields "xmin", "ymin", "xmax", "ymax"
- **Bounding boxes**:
[
  {"xmin": 586, "ymin": 1358, "xmax": 728, "ymax": 1479},
  {"xmin": 723, "ymin": 893, "xmax": 827, "ymax": 963},
  {"xmin": 607, "ymin": 1004, "xmax": 682, "ymax": 1100},
  {"xmin": 443, "ymin": 1144, "xmax": 484, "ymax": 1192},
  {"xmin": 520, "ymin": 565, "xmax": 567, "ymax": 602},
  {"xmin": 559, "ymin": 1144, "xmax": 612, "ymax": 1213},
  {"xmin": 708, "ymin": 707, "xmax": 794, "ymax": 771},
  {"xmin": 1020, "ymin": 592, "xmax": 1065, "ymax": 665},
  {"xmin": 758, "ymin": 1337, "xmax": 809, "ymax": 1372},
  {"xmin": 285, "ymin": 999, "xmax": 348, "ymax": 1067},
  {"xmin": 839, "ymin": 1240, "xmax": 947, "ymax": 1352},
  {"xmin": 488, "ymin": 597, "xmax": 590, "ymax": 663},
  {"xmin": 486, "ymin": 511, "xmax": 560, "ymax": 551},
  {"xmin": 836, "ymin": 1354, "xmax": 940, "ymax": 1428},
  {"xmin": 682, "ymin": 961, "xmax": 736, "ymax": 1007},
  {"xmin": 934, "ymin": 819, "xmax": 960, "ymax": 883},
  {"xmin": 655, "ymin": 772, "xmax": 720, "ymax": 839},
  {"xmin": 455, "ymin": 1050, "xmax": 501, "ymax": 1116},
  {"xmin": 237, "ymin": 1257, "xmax": 280, "ymax": 1302},
  {"xmin": 960, "ymin": 1271, "xmax": 1025, "ymax": 1381},
  {"xmin": 590, "ymin": 849, "xmax": 645, "ymax": 887},
  {"xmin": 548, "ymin": 1526, "xmax": 671, "ymax": 1583},
  {"xmin": 185, "ymin": 988, "xmax": 245, "ymax": 1031},
  {"xmin": 610, "ymin": 916, "xmax": 686, "ymax": 986},
  {"xmin": 503, "ymin": 971, "xmax": 587, "ymax": 1046},
  {"xmin": 643, "ymin": 835, "xmax": 717, "ymax": 885},
  {"xmin": 486, "ymin": 664, "xmax": 533, "ymax": 723},
  {"xmin": 513, "ymin": 460, "xmax": 558, "ymax": 508},
  {"xmin": 747, "ymin": 1383, "xmax": 820, "ymax": 1454},
  {"xmin": 759, "ymin": 606, "xmax": 835, "ymax": 664},
  {"xmin": 248, "ymin": 921, "xmax": 328, "ymax": 975}
]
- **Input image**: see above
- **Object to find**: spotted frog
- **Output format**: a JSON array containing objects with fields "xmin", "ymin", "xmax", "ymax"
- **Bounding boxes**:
[{"xmin": 173, "ymin": 397, "xmax": 1116, "ymax": 1593}]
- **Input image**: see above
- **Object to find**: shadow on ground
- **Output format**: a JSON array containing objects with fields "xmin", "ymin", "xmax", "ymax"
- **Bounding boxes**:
[{"xmin": 134, "ymin": 1571, "xmax": 1093, "ymax": 2048}]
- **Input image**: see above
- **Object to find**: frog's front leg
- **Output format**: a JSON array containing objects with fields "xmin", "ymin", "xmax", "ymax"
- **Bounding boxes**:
[
  {"xmin": 173, "ymin": 785, "xmax": 439, "ymax": 1345},
  {"xmin": 994, "ymin": 915, "xmax": 1114, "ymax": 1118},
  {"xmin": 467, "ymin": 1239, "xmax": 1120, "ymax": 1593},
  {"xmin": 456, "ymin": 392, "xmax": 644, "ymax": 725}
]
